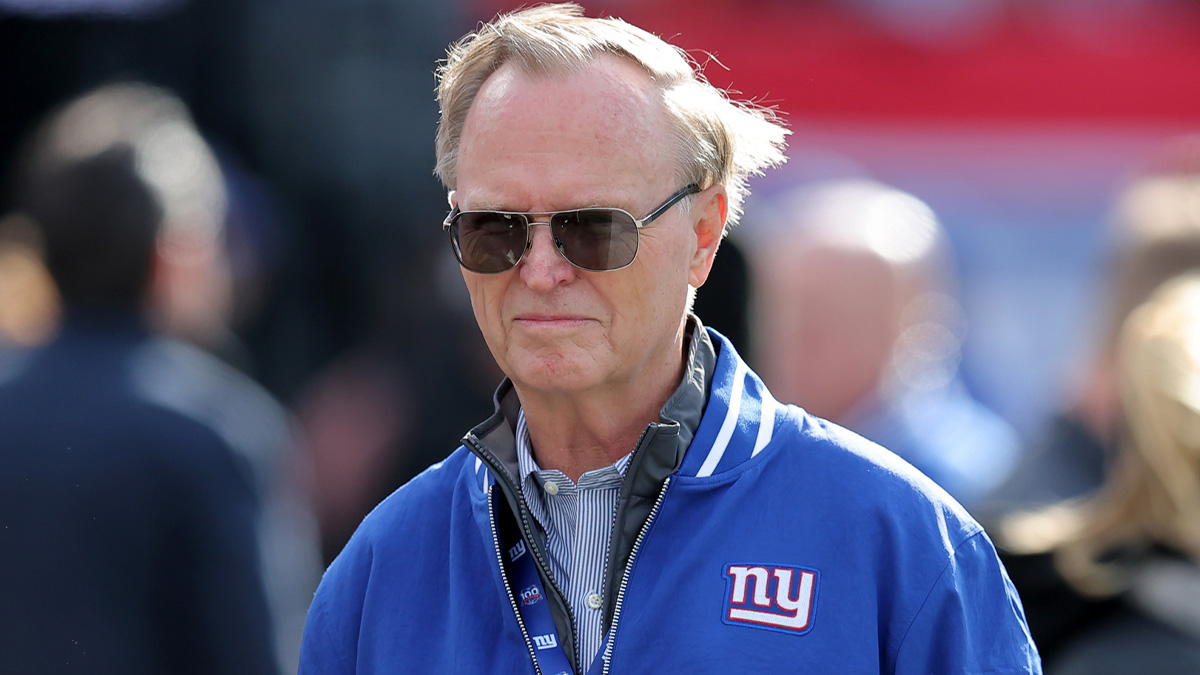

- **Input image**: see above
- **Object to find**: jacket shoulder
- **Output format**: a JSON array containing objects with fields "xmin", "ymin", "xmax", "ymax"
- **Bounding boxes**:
[
  {"xmin": 794, "ymin": 408, "xmax": 975, "ymax": 520},
  {"xmin": 300, "ymin": 446, "xmax": 481, "ymax": 673},
  {"xmin": 357, "ymin": 446, "xmax": 479, "ymax": 543}
]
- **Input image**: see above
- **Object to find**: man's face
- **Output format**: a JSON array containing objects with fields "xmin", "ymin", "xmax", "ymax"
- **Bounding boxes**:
[{"xmin": 452, "ymin": 56, "xmax": 719, "ymax": 400}]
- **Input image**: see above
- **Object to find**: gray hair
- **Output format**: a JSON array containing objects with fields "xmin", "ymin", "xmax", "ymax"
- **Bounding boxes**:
[
  {"xmin": 434, "ymin": 3, "xmax": 787, "ymax": 227},
  {"xmin": 11, "ymin": 82, "xmax": 224, "ymax": 308},
  {"xmin": 27, "ymin": 82, "xmax": 226, "ymax": 242}
]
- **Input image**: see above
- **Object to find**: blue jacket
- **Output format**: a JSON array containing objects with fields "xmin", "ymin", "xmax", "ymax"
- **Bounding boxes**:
[{"xmin": 301, "ymin": 326, "xmax": 1040, "ymax": 674}]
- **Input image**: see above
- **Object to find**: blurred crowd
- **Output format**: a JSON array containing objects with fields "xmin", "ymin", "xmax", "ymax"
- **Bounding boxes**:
[{"xmin": 2, "ymin": 0, "xmax": 1200, "ymax": 673}]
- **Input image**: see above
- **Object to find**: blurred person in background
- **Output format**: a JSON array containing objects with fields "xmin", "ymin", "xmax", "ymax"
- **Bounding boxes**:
[
  {"xmin": 752, "ymin": 178, "xmax": 1021, "ymax": 510},
  {"xmin": 0, "ymin": 213, "xmax": 58, "ymax": 351},
  {"xmin": 292, "ymin": 347, "xmax": 415, "ymax": 564},
  {"xmin": 998, "ymin": 273, "xmax": 1200, "ymax": 673},
  {"xmin": 300, "ymin": 5, "xmax": 1038, "ymax": 674},
  {"xmin": 981, "ymin": 136, "xmax": 1200, "ymax": 520},
  {"xmin": 0, "ymin": 82, "xmax": 319, "ymax": 674}
]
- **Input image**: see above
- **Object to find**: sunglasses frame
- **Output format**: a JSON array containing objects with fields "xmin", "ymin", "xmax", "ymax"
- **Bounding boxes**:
[{"xmin": 444, "ymin": 183, "xmax": 701, "ymax": 274}]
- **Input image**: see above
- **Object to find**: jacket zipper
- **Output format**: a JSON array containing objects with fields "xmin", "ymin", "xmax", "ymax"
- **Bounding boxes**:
[
  {"xmin": 488, "ymin": 484, "xmax": 544, "ymax": 675},
  {"xmin": 470, "ymin": 434, "xmax": 581, "ymax": 674},
  {"xmin": 599, "ymin": 423, "xmax": 657, "ymax": 630},
  {"xmin": 600, "ymin": 476, "xmax": 672, "ymax": 675}
]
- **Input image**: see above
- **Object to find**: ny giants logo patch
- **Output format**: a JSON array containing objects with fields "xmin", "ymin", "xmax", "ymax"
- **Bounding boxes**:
[{"xmin": 722, "ymin": 563, "xmax": 819, "ymax": 635}]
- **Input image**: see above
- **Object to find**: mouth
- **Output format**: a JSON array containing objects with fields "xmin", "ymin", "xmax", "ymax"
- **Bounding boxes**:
[{"xmin": 513, "ymin": 314, "xmax": 594, "ymax": 329}]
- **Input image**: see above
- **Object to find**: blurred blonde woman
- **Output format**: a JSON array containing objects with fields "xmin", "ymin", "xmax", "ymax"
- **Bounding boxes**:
[
  {"xmin": 980, "ymin": 136, "xmax": 1200, "ymax": 521},
  {"xmin": 1001, "ymin": 273, "xmax": 1200, "ymax": 674}
]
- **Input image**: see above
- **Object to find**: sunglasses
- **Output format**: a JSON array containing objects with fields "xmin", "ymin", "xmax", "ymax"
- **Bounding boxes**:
[{"xmin": 443, "ymin": 184, "xmax": 700, "ymax": 274}]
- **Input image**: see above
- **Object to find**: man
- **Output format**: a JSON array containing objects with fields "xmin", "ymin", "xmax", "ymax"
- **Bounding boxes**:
[
  {"xmin": 0, "ymin": 83, "xmax": 319, "ymax": 674},
  {"xmin": 300, "ymin": 5, "xmax": 1040, "ymax": 673},
  {"xmin": 752, "ymin": 178, "xmax": 1021, "ymax": 510}
]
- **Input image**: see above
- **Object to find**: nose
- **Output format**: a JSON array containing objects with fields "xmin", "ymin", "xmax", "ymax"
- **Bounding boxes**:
[{"xmin": 519, "ymin": 222, "xmax": 576, "ymax": 290}]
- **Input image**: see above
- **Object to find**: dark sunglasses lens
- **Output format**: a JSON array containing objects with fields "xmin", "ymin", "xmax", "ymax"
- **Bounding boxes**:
[
  {"xmin": 553, "ymin": 209, "xmax": 639, "ymax": 271},
  {"xmin": 452, "ymin": 212, "xmax": 528, "ymax": 273}
]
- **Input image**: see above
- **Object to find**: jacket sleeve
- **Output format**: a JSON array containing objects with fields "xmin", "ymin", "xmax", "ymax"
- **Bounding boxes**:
[
  {"xmin": 894, "ymin": 531, "xmax": 1043, "ymax": 674},
  {"xmin": 162, "ymin": 425, "xmax": 281, "ymax": 675},
  {"xmin": 299, "ymin": 532, "xmax": 374, "ymax": 675}
]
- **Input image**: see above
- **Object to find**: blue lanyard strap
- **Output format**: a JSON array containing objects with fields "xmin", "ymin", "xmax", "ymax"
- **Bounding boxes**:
[{"xmin": 498, "ymin": 496, "xmax": 575, "ymax": 675}]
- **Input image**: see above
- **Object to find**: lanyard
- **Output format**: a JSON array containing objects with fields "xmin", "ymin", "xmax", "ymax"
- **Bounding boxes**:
[{"xmin": 498, "ymin": 497, "xmax": 575, "ymax": 675}]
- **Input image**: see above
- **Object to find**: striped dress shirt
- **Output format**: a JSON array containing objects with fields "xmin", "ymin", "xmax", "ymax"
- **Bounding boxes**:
[{"xmin": 515, "ymin": 411, "xmax": 631, "ymax": 673}]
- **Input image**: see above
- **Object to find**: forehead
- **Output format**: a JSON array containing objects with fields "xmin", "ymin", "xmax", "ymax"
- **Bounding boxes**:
[{"xmin": 456, "ymin": 54, "xmax": 675, "ymax": 206}]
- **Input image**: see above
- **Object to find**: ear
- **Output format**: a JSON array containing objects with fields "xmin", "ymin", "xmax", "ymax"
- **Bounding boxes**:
[
  {"xmin": 447, "ymin": 190, "xmax": 458, "ymax": 209},
  {"xmin": 688, "ymin": 185, "xmax": 727, "ymax": 288}
]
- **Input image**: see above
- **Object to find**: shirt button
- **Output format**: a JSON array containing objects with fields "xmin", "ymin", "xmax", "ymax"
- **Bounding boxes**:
[
  {"xmin": 544, "ymin": 481, "xmax": 560, "ymax": 496},
  {"xmin": 586, "ymin": 593, "xmax": 603, "ymax": 610}
]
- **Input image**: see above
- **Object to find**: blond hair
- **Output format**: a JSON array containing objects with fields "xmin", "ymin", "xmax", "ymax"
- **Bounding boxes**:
[
  {"xmin": 1002, "ymin": 274, "xmax": 1200, "ymax": 595},
  {"xmin": 1098, "ymin": 152, "xmax": 1200, "ymax": 362},
  {"xmin": 434, "ymin": 3, "xmax": 787, "ymax": 227}
]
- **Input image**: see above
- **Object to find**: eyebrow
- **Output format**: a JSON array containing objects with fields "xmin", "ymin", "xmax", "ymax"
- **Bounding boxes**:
[{"xmin": 460, "ymin": 194, "xmax": 637, "ymax": 213}]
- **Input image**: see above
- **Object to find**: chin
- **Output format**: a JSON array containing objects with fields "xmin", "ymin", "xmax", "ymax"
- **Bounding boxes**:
[{"xmin": 508, "ymin": 355, "xmax": 607, "ymax": 395}]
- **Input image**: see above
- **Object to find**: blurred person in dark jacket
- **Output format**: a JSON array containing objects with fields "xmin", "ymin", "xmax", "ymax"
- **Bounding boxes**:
[
  {"xmin": 0, "ymin": 82, "xmax": 319, "ymax": 675},
  {"xmin": 998, "ymin": 273, "xmax": 1200, "ymax": 673}
]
